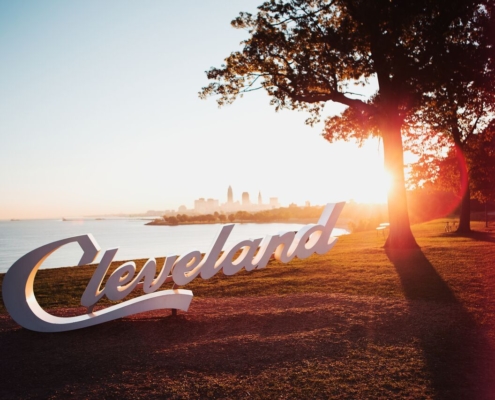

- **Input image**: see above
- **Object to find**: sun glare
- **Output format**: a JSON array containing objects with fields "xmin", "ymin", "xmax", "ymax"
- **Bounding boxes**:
[
  {"xmin": 383, "ymin": 170, "xmax": 392, "ymax": 194},
  {"xmin": 351, "ymin": 168, "xmax": 391, "ymax": 204}
]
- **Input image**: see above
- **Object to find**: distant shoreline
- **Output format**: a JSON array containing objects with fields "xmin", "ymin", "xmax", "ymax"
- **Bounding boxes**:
[{"xmin": 146, "ymin": 217, "xmax": 350, "ymax": 231}]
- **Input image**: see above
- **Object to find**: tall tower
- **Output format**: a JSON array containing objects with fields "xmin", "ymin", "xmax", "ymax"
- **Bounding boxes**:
[
  {"xmin": 242, "ymin": 192, "xmax": 250, "ymax": 205},
  {"xmin": 227, "ymin": 185, "xmax": 233, "ymax": 204},
  {"xmin": 258, "ymin": 191, "xmax": 262, "ymax": 205}
]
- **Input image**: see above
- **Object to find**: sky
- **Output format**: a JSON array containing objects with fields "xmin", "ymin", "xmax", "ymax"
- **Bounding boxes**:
[{"xmin": 0, "ymin": 0, "xmax": 391, "ymax": 220}]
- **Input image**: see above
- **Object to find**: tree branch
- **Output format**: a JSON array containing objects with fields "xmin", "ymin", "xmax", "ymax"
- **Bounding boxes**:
[
  {"xmin": 292, "ymin": 91, "xmax": 373, "ymax": 114},
  {"xmin": 466, "ymin": 101, "xmax": 484, "ymax": 142},
  {"xmin": 267, "ymin": 1, "xmax": 335, "ymax": 27}
]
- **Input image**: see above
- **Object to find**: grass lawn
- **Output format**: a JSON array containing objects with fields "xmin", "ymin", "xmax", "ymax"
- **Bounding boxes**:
[{"xmin": 1, "ymin": 219, "xmax": 494, "ymax": 399}]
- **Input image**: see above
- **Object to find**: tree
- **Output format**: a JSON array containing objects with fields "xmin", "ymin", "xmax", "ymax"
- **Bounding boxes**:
[
  {"xmin": 404, "ymin": 1, "xmax": 494, "ymax": 233},
  {"xmin": 235, "ymin": 211, "xmax": 253, "ymax": 221},
  {"xmin": 200, "ymin": 0, "xmax": 490, "ymax": 249},
  {"xmin": 407, "ymin": 143, "xmax": 467, "ymax": 215},
  {"xmin": 176, "ymin": 214, "xmax": 189, "ymax": 223},
  {"xmin": 467, "ymin": 121, "xmax": 495, "ymax": 226},
  {"xmin": 426, "ymin": 86, "xmax": 492, "ymax": 234},
  {"xmin": 165, "ymin": 216, "xmax": 179, "ymax": 225},
  {"xmin": 406, "ymin": 121, "xmax": 495, "ymax": 229}
]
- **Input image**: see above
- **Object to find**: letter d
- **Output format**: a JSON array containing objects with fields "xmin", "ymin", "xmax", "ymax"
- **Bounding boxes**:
[{"xmin": 312, "ymin": 202, "xmax": 346, "ymax": 254}]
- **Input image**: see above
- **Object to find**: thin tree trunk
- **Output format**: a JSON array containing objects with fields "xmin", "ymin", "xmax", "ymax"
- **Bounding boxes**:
[
  {"xmin": 457, "ymin": 186, "xmax": 471, "ymax": 233},
  {"xmin": 382, "ymin": 121, "xmax": 418, "ymax": 249},
  {"xmin": 486, "ymin": 202, "xmax": 488, "ymax": 228}
]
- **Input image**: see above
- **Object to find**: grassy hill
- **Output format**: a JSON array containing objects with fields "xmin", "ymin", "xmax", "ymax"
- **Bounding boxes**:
[{"xmin": 1, "ymin": 219, "xmax": 494, "ymax": 398}]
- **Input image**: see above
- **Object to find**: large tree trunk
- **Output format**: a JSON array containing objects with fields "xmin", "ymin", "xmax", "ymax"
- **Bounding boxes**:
[
  {"xmin": 454, "ymin": 142, "xmax": 471, "ymax": 233},
  {"xmin": 382, "ymin": 120, "xmax": 419, "ymax": 249},
  {"xmin": 457, "ymin": 186, "xmax": 471, "ymax": 233}
]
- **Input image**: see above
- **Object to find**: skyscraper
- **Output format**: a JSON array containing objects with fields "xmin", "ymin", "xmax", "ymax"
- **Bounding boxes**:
[
  {"xmin": 242, "ymin": 192, "xmax": 250, "ymax": 205},
  {"xmin": 227, "ymin": 185, "xmax": 233, "ymax": 204}
]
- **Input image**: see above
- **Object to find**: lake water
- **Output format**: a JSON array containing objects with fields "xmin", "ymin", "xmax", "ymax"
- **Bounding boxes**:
[{"xmin": 0, "ymin": 219, "xmax": 348, "ymax": 273}]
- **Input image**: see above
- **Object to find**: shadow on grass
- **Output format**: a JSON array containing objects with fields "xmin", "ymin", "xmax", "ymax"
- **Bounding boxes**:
[
  {"xmin": 386, "ymin": 247, "xmax": 495, "ymax": 399},
  {"xmin": 0, "ymin": 296, "xmax": 439, "ymax": 399},
  {"xmin": 439, "ymin": 229, "xmax": 495, "ymax": 243},
  {"xmin": 455, "ymin": 230, "xmax": 495, "ymax": 243}
]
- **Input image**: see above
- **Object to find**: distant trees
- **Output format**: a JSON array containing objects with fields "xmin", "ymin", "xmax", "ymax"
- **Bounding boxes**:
[
  {"xmin": 234, "ymin": 211, "xmax": 253, "ymax": 221},
  {"xmin": 408, "ymin": 120, "xmax": 495, "ymax": 227},
  {"xmin": 469, "ymin": 122, "xmax": 495, "ymax": 214},
  {"xmin": 201, "ymin": 0, "xmax": 493, "ymax": 248},
  {"xmin": 177, "ymin": 214, "xmax": 189, "ymax": 223},
  {"xmin": 406, "ymin": 189, "xmax": 460, "ymax": 224},
  {"xmin": 164, "ymin": 216, "xmax": 178, "ymax": 225},
  {"xmin": 162, "ymin": 213, "xmax": 221, "ymax": 224},
  {"xmin": 159, "ymin": 205, "xmax": 331, "ymax": 225}
]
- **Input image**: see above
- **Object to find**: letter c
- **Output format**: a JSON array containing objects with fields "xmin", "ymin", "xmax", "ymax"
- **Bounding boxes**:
[{"xmin": 2, "ymin": 234, "xmax": 192, "ymax": 332}]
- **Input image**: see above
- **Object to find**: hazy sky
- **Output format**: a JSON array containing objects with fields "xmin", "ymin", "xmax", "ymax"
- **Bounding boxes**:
[{"xmin": 0, "ymin": 0, "xmax": 390, "ymax": 220}]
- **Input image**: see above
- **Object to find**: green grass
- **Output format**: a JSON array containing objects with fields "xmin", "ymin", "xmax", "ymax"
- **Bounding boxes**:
[
  {"xmin": 1, "ymin": 218, "xmax": 494, "ymax": 326},
  {"xmin": 2, "ymin": 218, "xmax": 495, "ymax": 399}
]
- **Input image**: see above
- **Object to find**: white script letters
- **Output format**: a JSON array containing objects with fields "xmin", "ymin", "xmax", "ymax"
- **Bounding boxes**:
[{"xmin": 2, "ymin": 202, "xmax": 345, "ymax": 332}]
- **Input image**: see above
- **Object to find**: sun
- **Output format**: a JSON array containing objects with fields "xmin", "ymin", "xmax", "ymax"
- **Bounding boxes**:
[{"xmin": 350, "ymin": 168, "xmax": 391, "ymax": 204}]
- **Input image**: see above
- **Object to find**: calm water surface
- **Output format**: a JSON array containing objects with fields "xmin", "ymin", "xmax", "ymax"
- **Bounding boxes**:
[{"xmin": 0, "ymin": 219, "xmax": 348, "ymax": 273}]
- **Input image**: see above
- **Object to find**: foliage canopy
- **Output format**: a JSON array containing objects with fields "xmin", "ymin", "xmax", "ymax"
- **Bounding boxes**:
[{"xmin": 200, "ymin": 0, "xmax": 493, "ymax": 248}]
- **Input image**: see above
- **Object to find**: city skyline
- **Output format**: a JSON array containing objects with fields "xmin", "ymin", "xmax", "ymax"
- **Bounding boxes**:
[{"xmin": 192, "ymin": 185, "xmax": 279, "ymax": 214}]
